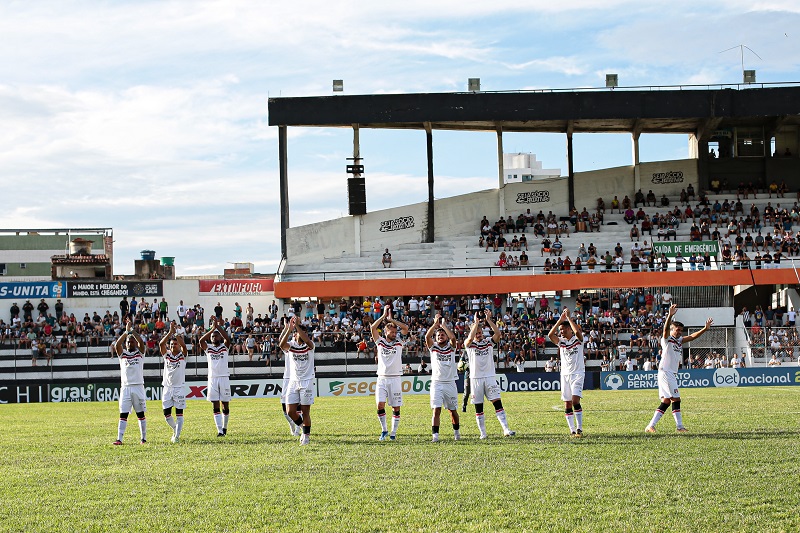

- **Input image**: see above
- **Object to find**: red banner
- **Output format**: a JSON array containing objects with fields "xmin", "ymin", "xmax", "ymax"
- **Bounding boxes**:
[{"xmin": 198, "ymin": 279, "xmax": 274, "ymax": 296}]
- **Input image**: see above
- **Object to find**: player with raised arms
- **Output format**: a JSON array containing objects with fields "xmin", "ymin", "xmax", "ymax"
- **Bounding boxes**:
[
  {"xmin": 370, "ymin": 306, "xmax": 409, "ymax": 441},
  {"xmin": 646, "ymin": 304, "xmax": 713, "ymax": 433},
  {"xmin": 548, "ymin": 308, "xmax": 586, "ymax": 437},
  {"xmin": 112, "ymin": 321, "xmax": 147, "ymax": 445},
  {"xmin": 279, "ymin": 316, "xmax": 316, "ymax": 445},
  {"xmin": 159, "ymin": 321, "xmax": 187, "ymax": 443},
  {"xmin": 277, "ymin": 319, "xmax": 303, "ymax": 437},
  {"xmin": 198, "ymin": 318, "xmax": 232, "ymax": 437},
  {"xmin": 464, "ymin": 309, "xmax": 515, "ymax": 439},
  {"xmin": 425, "ymin": 314, "xmax": 461, "ymax": 442}
]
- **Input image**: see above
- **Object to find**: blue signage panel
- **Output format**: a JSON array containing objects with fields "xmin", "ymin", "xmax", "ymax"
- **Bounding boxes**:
[
  {"xmin": 601, "ymin": 368, "xmax": 800, "ymax": 390},
  {"xmin": 0, "ymin": 282, "xmax": 66, "ymax": 300}
]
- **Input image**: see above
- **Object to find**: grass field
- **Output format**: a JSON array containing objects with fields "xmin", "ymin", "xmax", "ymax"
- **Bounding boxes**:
[{"xmin": 1, "ymin": 387, "xmax": 798, "ymax": 532}]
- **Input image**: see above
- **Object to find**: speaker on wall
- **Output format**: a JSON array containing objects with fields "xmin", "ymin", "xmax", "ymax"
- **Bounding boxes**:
[{"xmin": 347, "ymin": 177, "xmax": 366, "ymax": 215}]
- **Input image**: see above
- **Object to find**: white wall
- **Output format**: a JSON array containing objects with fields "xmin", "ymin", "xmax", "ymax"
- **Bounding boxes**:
[
  {"xmin": 574, "ymin": 165, "xmax": 634, "ymax": 210},
  {"xmin": 358, "ymin": 202, "xmax": 428, "ymax": 252},
  {"xmin": 639, "ymin": 159, "xmax": 699, "ymax": 197},
  {"xmin": 503, "ymin": 178, "xmax": 569, "ymax": 218},
  {"xmin": 287, "ymin": 216, "xmax": 354, "ymax": 263},
  {"xmin": 674, "ymin": 307, "xmax": 734, "ymax": 327},
  {"xmin": 434, "ymin": 189, "xmax": 499, "ymax": 238}
]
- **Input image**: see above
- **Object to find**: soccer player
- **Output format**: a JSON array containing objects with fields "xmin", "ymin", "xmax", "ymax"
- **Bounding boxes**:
[
  {"xmin": 279, "ymin": 316, "xmax": 316, "ymax": 445},
  {"xmin": 548, "ymin": 309, "xmax": 586, "ymax": 437},
  {"xmin": 112, "ymin": 321, "xmax": 147, "ymax": 445},
  {"xmin": 277, "ymin": 321, "xmax": 302, "ymax": 437},
  {"xmin": 425, "ymin": 314, "xmax": 460, "ymax": 442},
  {"xmin": 159, "ymin": 321, "xmax": 187, "ymax": 443},
  {"xmin": 464, "ymin": 309, "xmax": 515, "ymax": 439},
  {"xmin": 646, "ymin": 304, "xmax": 713, "ymax": 433},
  {"xmin": 198, "ymin": 319, "xmax": 232, "ymax": 437},
  {"xmin": 371, "ymin": 306, "xmax": 409, "ymax": 441}
]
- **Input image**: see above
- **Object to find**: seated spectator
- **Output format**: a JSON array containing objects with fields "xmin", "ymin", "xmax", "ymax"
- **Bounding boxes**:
[
  {"xmin": 611, "ymin": 196, "xmax": 620, "ymax": 213},
  {"xmin": 622, "ymin": 195, "xmax": 631, "ymax": 210},
  {"xmin": 485, "ymin": 233, "xmax": 497, "ymax": 252},
  {"xmin": 623, "ymin": 208, "xmax": 635, "ymax": 224},
  {"xmin": 519, "ymin": 251, "xmax": 529, "ymax": 266},
  {"xmin": 558, "ymin": 220, "xmax": 570, "ymax": 238},
  {"xmin": 646, "ymin": 190, "xmax": 657, "ymax": 206},
  {"xmin": 532, "ymin": 222, "xmax": 545, "ymax": 237},
  {"xmin": 519, "ymin": 233, "xmax": 528, "ymax": 250},
  {"xmin": 597, "ymin": 197, "xmax": 606, "ymax": 213},
  {"xmin": 589, "ymin": 214, "xmax": 601, "ymax": 232},
  {"xmin": 551, "ymin": 238, "xmax": 563, "ymax": 256},
  {"xmin": 540, "ymin": 237, "xmax": 552, "ymax": 256},
  {"xmin": 634, "ymin": 189, "xmax": 645, "ymax": 207},
  {"xmin": 510, "ymin": 236, "xmax": 520, "ymax": 251},
  {"xmin": 630, "ymin": 224, "xmax": 640, "ymax": 241},
  {"xmin": 661, "ymin": 194, "xmax": 669, "ymax": 206},
  {"xmin": 547, "ymin": 219, "xmax": 559, "ymax": 237},
  {"xmin": 515, "ymin": 214, "xmax": 526, "ymax": 232},
  {"xmin": 382, "ymin": 248, "xmax": 392, "ymax": 268}
]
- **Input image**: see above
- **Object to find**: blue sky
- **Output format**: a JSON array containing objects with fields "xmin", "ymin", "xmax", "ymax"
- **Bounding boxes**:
[{"xmin": 1, "ymin": 1, "xmax": 798, "ymax": 275}]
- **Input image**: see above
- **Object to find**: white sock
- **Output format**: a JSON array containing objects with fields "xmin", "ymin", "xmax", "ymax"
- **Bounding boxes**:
[
  {"xmin": 495, "ymin": 409, "xmax": 510, "ymax": 432},
  {"xmin": 575, "ymin": 408, "xmax": 583, "ymax": 430},
  {"xmin": 378, "ymin": 412, "xmax": 388, "ymax": 432},
  {"xmin": 648, "ymin": 409, "xmax": 665, "ymax": 429},
  {"xmin": 175, "ymin": 414, "xmax": 184, "ymax": 438},
  {"xmin": 284, "ymin": 411, "xmax": 295, "ymax": 431},
  {"xmin": 391, "ymin": 413, "xmax": 400, "ymax": 436},
  {"xmin": 165, "ymin": 415, "xmax": 176, "ymax": 430},
  {"xmin": 138, "ymin": 417, "xmax": 147, "ymax": 441},
  {"xmin": 672, "ymin": 408, "xmax": 684, "ymax": 428},
  {"xmin": 454, "ymin": 429, "xmax": 461, "ymax": 439},
  {"xmin": 117, "ymin": 418, "xmax": 127, "ymax": 441},
  {"xmin": 476, "ymin": 413, "xmax": 487, "ymax": 436},
  {"xmin": 214, "ymin": 413, "xmax": 223, "ymax": 432},
  {"xmin": 566, "ymin": 412, "xmax": 576, "ymax": 432},
  {"xmin": 223, "ymin": 414, "xmax": 229, "ymax": 430}
]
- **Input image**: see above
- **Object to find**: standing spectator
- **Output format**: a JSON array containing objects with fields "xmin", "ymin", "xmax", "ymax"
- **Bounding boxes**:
[
  {"xmin": 176, "ymin": 300, "xmax": 187, "ymax": 326},
  {"xmin": 22, "ymin": 300, "xmax": 34, "ymax": 321},
  {"xmin": 214, "ymin": 302, "xmax": 224, "ymax": 320},
  {"xmin": 159, "ymin": 298, "xmax": 169, "ymax": 321},
  {"xmin": 36, "ymin": 299, "xmax": 49, "ymax": 319},
  {"xmin": 119, "ymin": 297, "xmax": 129, "ymax": 321}
]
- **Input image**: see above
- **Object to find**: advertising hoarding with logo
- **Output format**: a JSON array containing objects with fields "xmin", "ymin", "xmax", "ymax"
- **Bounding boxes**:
[{"xmin": 601, "ymin": 368, "xmax": 800, "ymax": 391}]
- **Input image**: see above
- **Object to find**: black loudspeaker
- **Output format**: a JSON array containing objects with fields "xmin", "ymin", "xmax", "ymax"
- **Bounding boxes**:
[{"xmin": 348, "ymin": 177, "xmax": 366, "ymax": 215}]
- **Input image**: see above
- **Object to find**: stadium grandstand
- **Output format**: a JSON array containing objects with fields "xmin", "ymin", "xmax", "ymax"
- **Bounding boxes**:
[{"xmin": 2, "ymin": 83, "xmax": 800, "ymax": 395}]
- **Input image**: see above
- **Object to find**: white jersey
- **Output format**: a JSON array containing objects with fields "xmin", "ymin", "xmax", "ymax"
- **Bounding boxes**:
[
  {"xmin": 465, "ymin": 338, "xmax": 496, "ymax": 379},
  {"xmin": 376, "ymin": 336, "xmax": 404, "ymax": 377},
  {"xmin": 659, "ymin": 335, "xmax": 683, "ymax": 373},
  {"xmin": 118, "ymin": 349, "xmax": 144, "ymax": 387},
  {"xmin": 206, "ymin": 343, "xmax": 230, "ymax": 378},
  {"xmin": 558, "ymin": 336, "xmax": 586, "ymax": 375},
  {"xmin": 285, "ymin": 339, "xmax": 315, "ymax": 381},
  {"xmin": 430, "ymin": 342, "xmax": 457, "ymax": 382},
  {"xmin": 162, "ymin": 350, "xmax": 186, "ymax": 387}
]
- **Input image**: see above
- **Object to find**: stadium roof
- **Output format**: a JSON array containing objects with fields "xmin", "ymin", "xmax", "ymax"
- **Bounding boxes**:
[{"xmin": 268, "ymin": 84, "xmax": 800, "ymax": 133}]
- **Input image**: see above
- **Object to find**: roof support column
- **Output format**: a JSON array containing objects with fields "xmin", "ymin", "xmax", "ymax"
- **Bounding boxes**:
[
  {"xmin": 497, "ymin": 125, "xmax": 505, "ymax": 218},
  {"xmin": 279, "ymin": 124, "xmax": 289, "ymax": 259},
  {"xmin": 566, "ymin": 122, "xmax": 574, "ymax": 210},
  {"xmin": 425, "ymin": 122, "xmax": 434, "ymax": 243},
  {"xmin": 632, "ymin": 131, "xmax": 641, "ymax": 192}
]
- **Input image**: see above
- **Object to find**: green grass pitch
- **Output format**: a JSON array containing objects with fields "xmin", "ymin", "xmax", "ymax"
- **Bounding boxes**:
[{"xmin": 1, "ymin": 387, "xmax": 798, "ymax": 532}]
